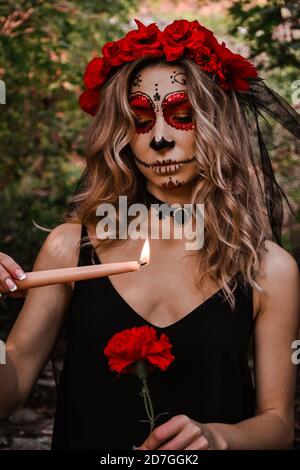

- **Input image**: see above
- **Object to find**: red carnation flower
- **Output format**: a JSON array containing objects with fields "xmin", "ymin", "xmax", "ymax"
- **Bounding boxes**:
[
  {"xmin": 104, "ymin": 325, "xmax": 175, "ymax": 374},
  {"xmin": 104, "ymin": 325, "xmax": 175, "ymax": 445}
]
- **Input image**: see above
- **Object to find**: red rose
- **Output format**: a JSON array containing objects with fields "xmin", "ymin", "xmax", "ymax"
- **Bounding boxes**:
[
  {"xmin": 102, "ymin": 40, "xmax": 122, "ymax": 60},
  {"xmin": 190, "ymin": 20, "xmax": 220, "ymax": 51},
  {"xmin": 161, "ymin": 19, "xmax": 222, "ymax": 62},
  {"xmin": 125, "ymin": 18, "xmax": 162, "ymax": 48},
  {"xmin": 101, "ymin": 20, "xmax": 164, "ymax": 70},
  {"xmin": 83, "ymin": 57, "xmax": 108, "ymax": 89},
  {"xmin": 121, "ymin": 18, "xmax": 163, "ymax": 58},
  {"xmin": 102, "ymin": 38, "xmax": 136, "ymax": 67},
  {"xmin": 78, "ymin": 86, "xmax": 100, "ymax": 116},
  {"xmin": 103, "ymin": 325, "xmax": 175, "ymax": 375},
  {"xmin": 215, "ymin": 42, "xmax": 257, "ymax": 91},
  {"xmin": 186, "ymin": 45, "xmax": 220, "ymax": 73},
  {"xmin": 161, "ymin": 19, "xmax": 207, "ymax": 61}
]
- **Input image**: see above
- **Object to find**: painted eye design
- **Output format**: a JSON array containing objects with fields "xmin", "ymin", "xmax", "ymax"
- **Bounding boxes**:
[
  {"xmin": 128, "ymin": 94, "xmax": 156, "ymax": 134},
  {"xmin": 162, "ymin": 92, "xmax": 195, "ymax": 131}
]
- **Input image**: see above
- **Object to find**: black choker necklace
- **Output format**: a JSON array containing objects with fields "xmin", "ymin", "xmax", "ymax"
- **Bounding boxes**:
[{"xmin": 144, "ymin": 189, "xmax": 193, "ymax": 226}]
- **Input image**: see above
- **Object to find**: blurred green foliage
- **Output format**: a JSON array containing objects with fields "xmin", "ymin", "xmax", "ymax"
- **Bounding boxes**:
[
  {"xmin": 229, "ymin": 0, "xmax": 300, "ymax": 245},
  {"xmin": 0, "ymin": 0, "xmax": 139, "ymax": 259},
  {"xmin": 0, "ymin": 0, "xmax": 137, "ymax": 337},
  {"xmin": 229, "ymin": 0, "xmax": 300, "ymax": 97}
]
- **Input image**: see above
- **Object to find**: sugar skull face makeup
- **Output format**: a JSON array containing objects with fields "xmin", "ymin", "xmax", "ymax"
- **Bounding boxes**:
[
  {"xmin": 128, "ymin": 63, "xmax": 199, "ymax": 190},
  {"xmin": 162, "ymin": 91, "xmax": 195, "ymax": 131},
  {"xmin": 129, "ymin": 91, "xmax": 195, "ymax": 134}
]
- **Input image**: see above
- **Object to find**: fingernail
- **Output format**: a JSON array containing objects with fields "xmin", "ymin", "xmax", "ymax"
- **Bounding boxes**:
[
  {"xmin": 15, "ymin": 269, "xmax": 26, "ymax": 280},
  {"xmin": 5, "ymin": 278, "xmax": 17, "ymax": 292}
]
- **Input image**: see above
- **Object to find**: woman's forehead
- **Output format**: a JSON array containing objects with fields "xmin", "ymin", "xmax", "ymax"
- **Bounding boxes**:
[{"xmin": 129, "ymin": 64, "xmax": 188, "ymax": 94}]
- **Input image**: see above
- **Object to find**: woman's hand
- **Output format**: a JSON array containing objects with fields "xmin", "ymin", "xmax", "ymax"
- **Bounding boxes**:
[
  {"xmin": 0, "ymin": 252, "xmax": 27, "ymax": 300},
  {"xmin": 134, "ymin": 414, "xmax": 228, "ymax": 450}
]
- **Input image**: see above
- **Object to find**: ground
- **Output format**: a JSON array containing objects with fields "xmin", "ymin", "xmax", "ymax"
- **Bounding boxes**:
[{"xmin": 0, "ymin": 361, "xmax": 55, "ymax": 450}]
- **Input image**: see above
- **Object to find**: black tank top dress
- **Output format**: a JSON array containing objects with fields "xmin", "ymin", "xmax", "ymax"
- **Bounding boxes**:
[{"xmin": 51, "ymin": 224, "xmax": 255, "ymax": 450}]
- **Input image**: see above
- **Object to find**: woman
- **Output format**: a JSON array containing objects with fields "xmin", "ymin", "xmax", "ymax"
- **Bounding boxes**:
[{"xmin": 0, "ymin": 19, "xmax": 299, "ymax": 450}]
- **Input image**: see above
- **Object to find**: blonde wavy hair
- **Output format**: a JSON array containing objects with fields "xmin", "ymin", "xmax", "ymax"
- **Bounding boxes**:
[{"xmin": 65, "ymin": 55, "xmax": 270, "ymax": 310}]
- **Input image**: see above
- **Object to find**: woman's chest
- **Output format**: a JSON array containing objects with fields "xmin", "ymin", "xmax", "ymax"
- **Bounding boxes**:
[
  {"xmin": 93, "ymin": 239, "xmax": 221, "ymax": 329},
  {"xmin": 70, "ymin": 269, "xmax": 253, "ymax": 359}
]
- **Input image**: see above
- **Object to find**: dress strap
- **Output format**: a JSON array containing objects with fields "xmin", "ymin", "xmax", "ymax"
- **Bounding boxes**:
[
  {"xmin": 81, "ymin": 223, "xmax": 87, "ymax": 238},
  {"xmin": 77, "ymin": 223, "xmax": 96, "ymax": 267}
]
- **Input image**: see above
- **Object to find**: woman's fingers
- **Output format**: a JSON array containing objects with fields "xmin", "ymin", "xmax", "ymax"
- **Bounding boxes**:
[
  {"xmin": 0, "ymin": 264, "xmax": 18, "ymax": 292},
  {"xmin": 0, "ymin": 252, "xmax": 26, "ymax": 294},
  {"xmin": 157, "ymin": 421, "xmax": 203, "ymax": 450},
  {"xmin": 184, "ymin": 434, "xmax": 209, "ymax": 450}
]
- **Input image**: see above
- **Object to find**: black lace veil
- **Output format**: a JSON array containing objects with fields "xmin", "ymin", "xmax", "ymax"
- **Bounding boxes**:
[{"xmin": 239, "ymin": 77, "xmax": 299, "ymax": 245}]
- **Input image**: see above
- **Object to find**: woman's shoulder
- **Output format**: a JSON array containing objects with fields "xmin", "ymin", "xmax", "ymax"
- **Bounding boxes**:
[
  {"xmin": 48, "ymin": 222, "xmax": 82, "ymax": 239},
  {"xmin": 254, "ymin": 239, "xmax": 299, "ymax": 316},
  {"xmin": 39, "ymin": 222, "xmax": 82, "ymax": 269},
  {"xmin": 261, "ymin": 239, "xmax": 299, "ymax": 276}
]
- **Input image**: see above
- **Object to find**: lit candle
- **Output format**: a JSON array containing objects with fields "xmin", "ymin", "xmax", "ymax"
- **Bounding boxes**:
[{"xmin": 12, "ymin": 238, "xmax": 150, "ymax": 290}]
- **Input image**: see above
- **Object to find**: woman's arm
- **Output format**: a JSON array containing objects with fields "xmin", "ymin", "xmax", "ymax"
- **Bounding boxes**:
[
  {"xmin": 204, "ymin": 240, "xmax": 300, "ymax": 449},
  {"xmin": 0, "ymin": 223, "xmax": 81, "ymax": 418},
  {"xmin": 135, "ymin": 240, "xmax": 300, "ymax": 450}
]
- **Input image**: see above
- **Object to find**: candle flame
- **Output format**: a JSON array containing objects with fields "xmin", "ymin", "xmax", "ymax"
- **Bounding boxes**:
[{"xmin": 139, "ymin": 238, "xmax": 150, "ymax": 266}]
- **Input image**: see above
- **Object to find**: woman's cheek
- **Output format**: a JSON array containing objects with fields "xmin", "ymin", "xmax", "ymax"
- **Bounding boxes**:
[
  {"xmin": 130, "ymin": 138, "xmax": 150, "ymax": 162},
  {"xmin": 178, "ymin": 161, "xmax": 199, "ymax": 183}
]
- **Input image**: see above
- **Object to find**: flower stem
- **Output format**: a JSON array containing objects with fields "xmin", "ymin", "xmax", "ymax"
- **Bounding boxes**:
[
  {"xmin": 142, "ymin": 378, "xmax": 155, "ymax": 433},
  {"xmin": 141, "ymin": 385, "xmax": 152, "ymax": 421},
  {"xmin": 135, "ymin": 360, "xmax": 170, "ymax": 435}
]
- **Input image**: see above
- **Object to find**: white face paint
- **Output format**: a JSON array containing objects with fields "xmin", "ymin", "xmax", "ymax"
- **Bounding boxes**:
[{"xmin": 128, "ymin": 63, "xmax": 200, "ymax": 191}]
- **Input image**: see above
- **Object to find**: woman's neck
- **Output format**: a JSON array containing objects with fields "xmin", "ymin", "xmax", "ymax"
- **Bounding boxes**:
[{"xmin": 146, "ymin": 179, "xmax": 198, "ymax": 205}]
